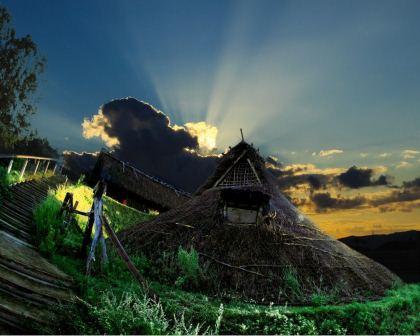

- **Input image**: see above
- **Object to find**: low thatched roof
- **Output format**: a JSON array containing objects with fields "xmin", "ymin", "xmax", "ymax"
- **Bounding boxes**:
[
  {"xmin": 119, "ymin": 141, "xmax": 399, "ymax": 304},
  {"xmin": 91, "ymin": 151, "xmax": 191, "ymax": 211}
]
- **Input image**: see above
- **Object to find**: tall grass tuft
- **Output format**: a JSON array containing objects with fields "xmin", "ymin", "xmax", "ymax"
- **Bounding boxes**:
[
  {"xmin": 175, "ymin": 246, "xmax": 201, "ymax": 287},
  {"xmin": 33, "ymin": 194, "xmax": 63, "ymax": 255},
  {"xmin": 282, "ymin": 267, "xmax": 302, "ymax": 299}
]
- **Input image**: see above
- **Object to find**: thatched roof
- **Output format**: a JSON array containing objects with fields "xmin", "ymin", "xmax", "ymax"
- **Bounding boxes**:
[
  {"xmin": 119, "ymin": 141, "xmax": 399, "ymax": 304},
  {"xmin": 91, "ymin": 151, "xmax": 191, "ymax": 211}
]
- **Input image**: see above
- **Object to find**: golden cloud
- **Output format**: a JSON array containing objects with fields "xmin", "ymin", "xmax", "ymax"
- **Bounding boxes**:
[
  {"xmin": 82, "ymin": 110, "xmax": 120, "ymax": 148},
  {"xmin": 175, "ymin": 121, "xmax": 218, "ymax": 154},
  {"xmin": 283, "ymin": 163, "xmax": 345, "ymax": 176}
]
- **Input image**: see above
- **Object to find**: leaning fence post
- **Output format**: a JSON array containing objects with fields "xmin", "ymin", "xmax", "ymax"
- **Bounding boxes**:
[
  {"xmin": 19, "ymin": 159, "xmax": 28, "ymax": 180},
  {"xmin": 43, "ymin": 160, "xmax": 50, "ymax": 175},
  {"xmin": 7, "ymin": 159, "xmax": 13, "ymax": 174},
  {"xmin": 52, "ymin": 162, "xmax": 57, "ymax": 175},
  {"xmin": 102, "ymin": 215, "xmax": 157, "ymax": 298},
  {"xmin": 80, "ymin": 206, "xmax": 95, "ymax": 259},
  {"xmin": 33, "ymin": 159, "xmax": 40, "ymax": 175}
]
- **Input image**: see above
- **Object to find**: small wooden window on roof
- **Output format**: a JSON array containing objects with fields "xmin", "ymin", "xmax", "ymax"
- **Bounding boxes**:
[
  {"xmin": 221, "ymin": 189, "xmax": 270, "ymax": 225},
  {"xmin": 214, "ymin": 150, "xmax": 262, "ymax": 188}
]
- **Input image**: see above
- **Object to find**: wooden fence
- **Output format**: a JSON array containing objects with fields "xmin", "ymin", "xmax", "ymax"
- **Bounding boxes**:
[{"xmin": 0, "ymin": 154, "xmax": 63, "ymax": 180}]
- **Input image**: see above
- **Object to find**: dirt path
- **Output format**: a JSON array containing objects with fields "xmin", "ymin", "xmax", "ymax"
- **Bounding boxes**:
[{"xmin": 0, "ymin": 176, "xmax": 74, "ymax": 333}]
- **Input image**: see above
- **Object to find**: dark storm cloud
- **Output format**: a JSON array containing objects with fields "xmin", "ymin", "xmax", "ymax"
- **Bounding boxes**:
[
  {"xmin": 307, "ymin": 176, "xmax": 420, "ymax": 213},
  {"xmin": 310, "ymin": 192, "xmax": 366, "ymax": 212},
  {"xmin": 73, "ymin": 98, "xmax": 217, "ymax": 192},
  {"xmin": 403, "ymin": 177, "xmax": 420, "ymax": 189},
  {"xmin": 267, "ymin": 164, "xmax": 331, "ymax": 192},
  {"xmin": 371, "ymin": 177, "xmax": 420, "ymax": 207},
  {"xmin": 337, "ymin": 166, "xmax": 390, "ymax": 189}
]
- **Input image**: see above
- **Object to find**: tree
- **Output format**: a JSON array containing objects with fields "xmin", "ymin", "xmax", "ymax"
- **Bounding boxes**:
[
  {"xmin": 0, "ymin": 5, "xmax": 45, "ymax": 152},
  {"xmin": 14, "ymin": 133, "xmax": 59, "ymax": 158}
]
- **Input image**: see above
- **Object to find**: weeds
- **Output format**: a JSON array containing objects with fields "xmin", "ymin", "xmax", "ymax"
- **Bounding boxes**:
[
  {"xmin": 175, "ymin": 246, "xmax": 201, "ymax": 288},
  {"xmin": 33, "ymin": 194, "xmax": 64, "ymax": 255},
  {"xmin": 282, "ymin": 267, "xmax": 302, "ymax": 300},
  {"xmin": 33, "ymin": 181, "xmax": 419, "ymax": 335}
]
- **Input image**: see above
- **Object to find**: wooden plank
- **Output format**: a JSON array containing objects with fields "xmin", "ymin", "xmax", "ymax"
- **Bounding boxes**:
[
  {"xmin": 79, "ymin": 210, "xmax": 94, "ymax": 259},
  {"xmin": 101, "ymin": 215, "xmax": 157, "ymax": 299},
  {"xmin": 0, "ymin": 154, "xmax": 58, "ymax": 161},
  {"xmin": 246, "ymin": 158, "xmax": 262, "ymax": 185}
]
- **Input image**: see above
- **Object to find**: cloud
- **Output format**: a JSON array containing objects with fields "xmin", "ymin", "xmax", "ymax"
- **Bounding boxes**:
[
  {"xmin": 76, "ymin": 98, "xmax": 218, "ymax": 192},
  {"xmin": 82, "ymin": 111, "xmax": 120, "ymax": 147},
  {"xmin": 273, "ymin": 161, "xmax": 419, "ymax": 214},
  {"xmin": 371, "ymin": 177, "xmax": 420, "ymax": 207},
  {"xmin": 337, "ymin": 166, "xmax": 390, "ymax": 189},
  {"xmin": 266, "ymin": 155, "xmax": 280, "ymax": 166},
  {"xmin": 403, "ymin": 177, "xmax": 420, "ymax": 189},
  {"xmin": 396, "ymin": 161, "xmax": 412, "ymax": 169},
  {"xmin": 306, "ymin": 176, "xmax": 420, "ymax": 213},
  {"xmin": 281, "ymin": 163, "xmax": 345, "ymax": 176},
  {"xmin": 315, "ymin": 149, "xmax": 344, "ymax": 157},
  {"xmin": 181, "ymin": 121, "xmax": 218, "ymax": 153},
  {"xmin": 378, "ymin": 201, "xmax": 420, "ymax": 213},
  {"xmin": 379, "ymin": 152, "xmax": 391, "ymax": 158},
  {"xmin": 402, "ymin": 149, "xmax": 420, "ymax": 160},
  {"xmin": 310, "ymin": 192, "xmax": 366, "ymax": 212}
]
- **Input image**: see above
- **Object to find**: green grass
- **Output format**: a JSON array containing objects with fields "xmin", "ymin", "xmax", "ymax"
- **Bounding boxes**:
[
  {"xmin": 175, "ymin": 246, "xmax": 201, "ymax": 288},
  {"xmin": 33, "ymin": 194, "xmax": 64, "ymax": 255},
  {"xmin": 54, "ymin": 183, "xmax": 155, "ymax": 232},
  {"xmin": 33, "ymin": 181, "xmax": 420, "ymax": 335}
]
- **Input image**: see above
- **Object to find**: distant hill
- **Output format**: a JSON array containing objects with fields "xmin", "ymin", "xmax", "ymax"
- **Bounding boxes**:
[{"xmin": 340, "ymin": 230, "xmax": 420, "ymax": 283}]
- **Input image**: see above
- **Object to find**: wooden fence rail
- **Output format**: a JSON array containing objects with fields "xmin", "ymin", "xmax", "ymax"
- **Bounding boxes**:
[{"xmin": 0, "ymin": 154, "xmax": 63, "ymax": 179}]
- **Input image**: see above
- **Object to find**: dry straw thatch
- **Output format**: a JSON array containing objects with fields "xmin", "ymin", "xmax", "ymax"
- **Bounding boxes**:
[
  {"xmin": 91, "ymin": 151, "xmax": 190, "ymax": 211},
  {"xmin": 119, "ymin": 141, "xmax": 399, "ymax": 304}
]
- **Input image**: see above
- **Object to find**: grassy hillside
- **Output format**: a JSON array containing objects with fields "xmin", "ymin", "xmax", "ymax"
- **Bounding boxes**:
[{"xmin": 33, "ymin": 182, "xmax": 420, "ymax": 335}]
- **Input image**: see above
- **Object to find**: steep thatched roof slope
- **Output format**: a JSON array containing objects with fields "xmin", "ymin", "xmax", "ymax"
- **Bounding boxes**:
[
  {"xmin": 119, "ymin": 142, "xmax": 399, "ymax": 304},
  {"xmin": 91, "ymin": 151, "xmax": 190, "ymax": 210},
  {"xmin": 196, "ymin": 141, "xmax": 268, "ymax": 193}
]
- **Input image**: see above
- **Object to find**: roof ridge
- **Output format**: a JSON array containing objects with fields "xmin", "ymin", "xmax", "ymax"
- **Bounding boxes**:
[{"xmin": 100, "ymin": 151, "xmax": 191, "ymax": 197}]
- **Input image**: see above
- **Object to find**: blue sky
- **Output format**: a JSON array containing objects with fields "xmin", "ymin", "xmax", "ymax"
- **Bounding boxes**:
[{"xmin": 3, "ymin": 0, "xmax": 420, "ymax": 182}]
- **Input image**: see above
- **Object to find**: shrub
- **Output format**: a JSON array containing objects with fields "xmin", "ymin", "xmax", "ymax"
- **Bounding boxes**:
[
  {"xmin": 282, "ymin": 267, "xmax": 302, "ymax": 299},
  {"xmin": 310, "ymin": 291, "xmax": 335, "ymax": 306},
  {"xmin": 33, "ymin": 194, "xmax": 64, "ymax": 255},
  {"xmin": 175, "ymin": 246, "xmax": 201, "ymax": 288}
]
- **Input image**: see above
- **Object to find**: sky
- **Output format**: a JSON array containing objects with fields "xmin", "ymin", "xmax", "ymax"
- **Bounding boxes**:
[{"xmin": 2, "ymin": 0, "xmax": 420, "ymax": 237}]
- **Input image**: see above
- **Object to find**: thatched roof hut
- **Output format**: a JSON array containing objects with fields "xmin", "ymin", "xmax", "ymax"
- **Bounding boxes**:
[
  {"xmin": 91, "ymin": 151, "xmax": 190, "ymax": 211},
  {"xmin": 119, "ymin": 141, "xmax": 399, "ymax": 304}
]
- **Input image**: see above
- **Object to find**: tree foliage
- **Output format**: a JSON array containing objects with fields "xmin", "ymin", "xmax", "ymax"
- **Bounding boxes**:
[{"xmin": 0, "ymin": 5, "xmax": 45, "ymax": 151}]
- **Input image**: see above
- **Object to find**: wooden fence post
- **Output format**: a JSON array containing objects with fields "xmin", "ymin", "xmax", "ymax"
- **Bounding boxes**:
[
  {"xmin": 19, "ymin": 159, "xmax": 28, "ymax": 180},
  {"xmin": 80, "ymin": 209, "xmax": 94, "ymax": 259},
  {"xmin": 102, "ymin": 215, "xmax": 157, "ymax": 298},
  {"xmin": 7, "ymin": 159, "xmax": 13, "ymax": 174},
  {"xmin": 33, "ymin": 160, "xmax": 40, "ymax": 175},
  {"xmin": 43, "ymin": 160, "xmax": 50, "ymax": 175}
]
